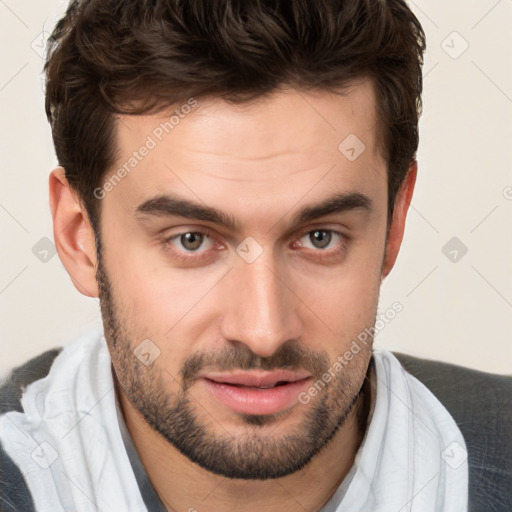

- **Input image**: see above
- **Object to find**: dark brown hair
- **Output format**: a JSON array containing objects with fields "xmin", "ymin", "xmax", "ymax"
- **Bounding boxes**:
[{"xmin": 45, "ymin": 0, "xmax": 426, "ymax": 233}]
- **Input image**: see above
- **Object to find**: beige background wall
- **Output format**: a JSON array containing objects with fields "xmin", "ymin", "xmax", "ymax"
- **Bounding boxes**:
[{"xmin": 1, "ymin": 0, "xmax": 511, "ymax": 376}]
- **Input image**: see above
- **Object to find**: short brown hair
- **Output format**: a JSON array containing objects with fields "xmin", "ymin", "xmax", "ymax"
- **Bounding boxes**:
[{"xmin": 45, "ymin": 0, "xmax": 426, "ymax": 233}]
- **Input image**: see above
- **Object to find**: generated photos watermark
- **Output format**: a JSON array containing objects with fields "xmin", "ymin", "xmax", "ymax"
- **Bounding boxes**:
[
  {"xmin": 93, "ymin": 97, "xmax": 198, "ymax": 200},
  {"xmin": 298, "ymin": 301, "xmax": 403, "ymax": 404}
]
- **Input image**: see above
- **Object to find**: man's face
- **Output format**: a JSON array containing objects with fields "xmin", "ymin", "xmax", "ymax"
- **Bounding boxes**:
[{"xmin": 97, "ymin": 80, "xmax": 389, "ymax": 479}]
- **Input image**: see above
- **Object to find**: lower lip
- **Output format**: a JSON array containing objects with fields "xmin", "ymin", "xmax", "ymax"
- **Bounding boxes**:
[{"xmin": 202, "ymin": 378, "xmax": 311, "ymax": 416}]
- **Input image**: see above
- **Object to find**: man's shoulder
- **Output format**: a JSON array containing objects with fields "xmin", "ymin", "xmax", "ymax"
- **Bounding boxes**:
[
  {"xmin": 1, "ymin": 326, "xmax": 105, "ymax": 416},
  {"xmin": 393, "ymin": 351, "xmax": 512, "ymax": 512},
  {"xmin": 392, "ymin": 351, "xmax": 512, "ymax": 426},
  {"xmin": 0, "ymin": 348, "xmax": 63, "ymax": 414},
  {"xmin": 0, "ymin": 348, "xmax": 62, "ymax": 512}
]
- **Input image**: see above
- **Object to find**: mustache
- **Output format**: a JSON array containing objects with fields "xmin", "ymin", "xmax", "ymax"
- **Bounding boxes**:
[{"xmin": 180, "ymin": 340, "xmax": 330, "ymax": 389}]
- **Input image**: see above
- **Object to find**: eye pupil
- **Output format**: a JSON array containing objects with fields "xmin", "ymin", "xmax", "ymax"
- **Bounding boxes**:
[
  {"xmin": 310, "ymin": 230, "xmax": 331, "ymax": 249},
  {"xmin": 181, "ymin": 232, "xmax": 204, "ymax": 251}
]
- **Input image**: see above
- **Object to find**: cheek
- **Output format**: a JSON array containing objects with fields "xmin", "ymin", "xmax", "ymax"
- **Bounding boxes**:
[
  {"xmin": 104, "ymin": 238, "xmax": 228, "ymax": 360},
  {"xmin": 115, "ymin": 266, "xmax": 218, "ymax": 332},
  {"xmin": 288, "ymin": 239, "xmax": 384, "ymax": 345},
  {"xmin": 299, "ymin": 270, "xmax": 380, "ymax": 339}
]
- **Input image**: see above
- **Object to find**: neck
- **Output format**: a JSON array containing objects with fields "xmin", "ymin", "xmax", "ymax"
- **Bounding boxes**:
[{"xmin": 117, "ymin": 360, "xmax": 375, "ymax": 512}]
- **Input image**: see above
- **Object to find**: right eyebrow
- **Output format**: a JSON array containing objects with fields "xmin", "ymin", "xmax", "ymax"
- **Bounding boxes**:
[{"xmin": 135, "ymin": 194, "xmax": 242, "ymax": 232}]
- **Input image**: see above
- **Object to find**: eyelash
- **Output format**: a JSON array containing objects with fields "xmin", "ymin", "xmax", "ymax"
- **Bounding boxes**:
[{"xmin": 161, "ymin": 227, "xmax": 348, "ymax": 264}]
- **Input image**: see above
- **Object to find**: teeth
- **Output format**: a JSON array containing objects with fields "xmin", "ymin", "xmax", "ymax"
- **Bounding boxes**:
[
  {"xmin": 243, "ymin": 385, "xmax": 276, "ymax": 389},
  {"xmin": 257, "ymin": 381, "xmax": 290, "ymax": 389},
  {"xmin": 229, "ymin": 383, "xmax": 278, "ymax": 389},
  {"xmin": 223, "ymin": 381, "xmax": 290, "ymax": 389}
]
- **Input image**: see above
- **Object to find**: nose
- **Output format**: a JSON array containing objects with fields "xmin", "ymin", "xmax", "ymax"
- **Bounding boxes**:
[{"xmin": 219, "ymin": 251, "xmax": 303, "ymax": 358}]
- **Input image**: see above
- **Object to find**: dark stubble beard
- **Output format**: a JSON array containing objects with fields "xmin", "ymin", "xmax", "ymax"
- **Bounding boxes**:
[{"xmin": 96, "ymin": 247, "xmax": 374, "ymax": 480}]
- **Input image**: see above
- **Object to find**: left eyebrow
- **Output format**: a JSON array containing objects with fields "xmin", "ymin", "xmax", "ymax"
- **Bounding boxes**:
[
  {"xmin": 292, "ymin": 191, "xmax": 372, "ymax": 227},
  {"xmin": 134, "ymin": 191, "xmax": 373, "ymax": 232}
]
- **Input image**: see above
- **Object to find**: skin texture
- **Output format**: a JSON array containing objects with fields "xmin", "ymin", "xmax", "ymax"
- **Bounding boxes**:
[{"xmin": 49, "ymin": 78, "xmax": 416, "ymax": 511}]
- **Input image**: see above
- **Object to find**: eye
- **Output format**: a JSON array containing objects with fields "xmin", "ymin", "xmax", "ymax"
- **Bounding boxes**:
[
  {"xmin": 296, "ymin": 229, "xmax": 344, "ymax": 250},
  {"xmin": 166, "ymin": 232, "xmax": 214, "ymax": 253}
]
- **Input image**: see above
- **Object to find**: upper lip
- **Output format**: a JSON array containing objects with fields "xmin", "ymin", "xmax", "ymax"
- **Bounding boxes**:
[{"xmin": 202, "ymin": 370, "xmax": 311, "ymax": 388}]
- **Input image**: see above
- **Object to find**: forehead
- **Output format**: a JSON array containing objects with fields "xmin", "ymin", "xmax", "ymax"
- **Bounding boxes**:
[{"xmin": 105, "ymin": 79, "xmax": 386, "ymax": 223}]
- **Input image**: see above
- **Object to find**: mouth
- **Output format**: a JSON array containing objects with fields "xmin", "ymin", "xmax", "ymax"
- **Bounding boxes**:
[{"xmin": 200, "ymin": 370, "xmax": 312, "ymax": 416}]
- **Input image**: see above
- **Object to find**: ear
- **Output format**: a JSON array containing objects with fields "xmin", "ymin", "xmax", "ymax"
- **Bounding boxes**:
[
  {"xmin": 49, "ymin": 167, "xmax": 99, "ymax": 297},
  {"xmin": 381, "ymin": 160, "xmax": 417, "ymax": 279}
]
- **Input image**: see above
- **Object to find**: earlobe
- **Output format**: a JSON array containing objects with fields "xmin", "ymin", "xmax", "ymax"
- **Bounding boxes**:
[
  {"xmin": 381, "ymin": 160, "xmax": 417, "ymax": 279},
  {"xmin": 49, "ymin": 167, "xmax": 100, "ymax": 298}
]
